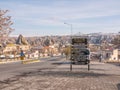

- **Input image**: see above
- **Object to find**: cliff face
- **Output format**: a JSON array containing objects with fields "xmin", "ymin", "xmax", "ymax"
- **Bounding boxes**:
[{"xmin": 16, "ymin": 34, "xmax": 28, "ymax": 45}]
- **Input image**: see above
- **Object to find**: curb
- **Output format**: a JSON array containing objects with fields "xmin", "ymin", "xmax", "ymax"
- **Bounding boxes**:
[
  {"xmin": 105, "ymin": 60, "xmax": 120, "ymax": 63},
  {"xmin": 0, "ymin": 59, "xmax": 40, "ymax": 64},
  {"xmin": 22, "ymin": 59, "xmax": 40, "ymax": 64},
  {"xmin": 0, "ymin": 56, "xmax": 60, "ymax": 64},
  {"xmin": 0, "ymin": 60, "xmax": 21, "ymax": 64}
]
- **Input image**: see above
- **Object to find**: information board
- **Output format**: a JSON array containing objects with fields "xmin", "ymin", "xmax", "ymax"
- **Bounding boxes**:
[{"xmin": 70, "ymin": 37, "xmax": 90, "ymax": 70}]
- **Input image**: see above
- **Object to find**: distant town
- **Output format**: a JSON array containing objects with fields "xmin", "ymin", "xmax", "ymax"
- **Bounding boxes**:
[{"xmin": 0, "ymin": 32, "xmax": 120, "ymax": 62}]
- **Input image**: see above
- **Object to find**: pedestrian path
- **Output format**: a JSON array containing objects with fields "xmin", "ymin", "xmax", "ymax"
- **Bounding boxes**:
[{"xmin": 50, "ymin": 60, "xmax": 120, "ymax": 90}]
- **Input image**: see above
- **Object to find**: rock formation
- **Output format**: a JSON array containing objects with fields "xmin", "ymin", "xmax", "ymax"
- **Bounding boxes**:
[{"xmin": 16, "ymin": 34, "xmax": 28, "ymax": 45}]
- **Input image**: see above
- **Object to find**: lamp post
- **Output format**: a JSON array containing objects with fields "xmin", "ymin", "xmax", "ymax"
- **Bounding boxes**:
[
  {"xmin": 64, "ymin": 22, "xmax": 72, "ymax": 37},
  {"xmin": 64, "ymin": 22, "xmax": 73, "ymax": 71}
]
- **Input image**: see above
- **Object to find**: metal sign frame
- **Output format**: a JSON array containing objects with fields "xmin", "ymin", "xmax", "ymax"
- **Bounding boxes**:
[{"xmin": 70, "ymin": 37, "xmax": 90, "ymax": 71}]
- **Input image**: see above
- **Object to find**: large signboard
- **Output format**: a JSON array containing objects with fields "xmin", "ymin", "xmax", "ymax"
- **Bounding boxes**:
[
  {"xmin": 70, "ymin": 37, "xmax": 90, "ymax": 70},
  {"xmin": 70, "ymin": 37, "xmax": 90, "ymax": 68}
]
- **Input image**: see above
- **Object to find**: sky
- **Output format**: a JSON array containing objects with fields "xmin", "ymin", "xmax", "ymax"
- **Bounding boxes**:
[{"xmin": 0, "ymin": 0, "xmax": 120, "ymax": 36}]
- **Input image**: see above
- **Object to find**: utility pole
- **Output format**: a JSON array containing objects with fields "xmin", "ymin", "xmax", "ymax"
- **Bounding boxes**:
[{"xmin": 64, "ymin": 22, "xmax": 73, "ymax": 71}]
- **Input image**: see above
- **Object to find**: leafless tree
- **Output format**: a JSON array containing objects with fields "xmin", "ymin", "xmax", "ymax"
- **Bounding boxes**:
[{"xmin": 0, "ymin": 9, "xmax": 14, "ymax": 46}]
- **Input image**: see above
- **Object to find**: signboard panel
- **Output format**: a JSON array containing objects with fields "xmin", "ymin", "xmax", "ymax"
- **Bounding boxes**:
[
  {"xmin": 70, "ymin": 37, "xmax": 90, "ymax": 64},
  {"xmin": 72, "ymin": 38, "xmax": 87, "ymax": 44},
  {"xmin": 69, "ymin": 36, "xmax": 90, "ymax": 71}
]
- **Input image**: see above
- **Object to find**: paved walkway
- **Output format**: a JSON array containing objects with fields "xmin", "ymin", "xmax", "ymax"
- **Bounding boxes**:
[
  {"xmin": 0, "ymin": 59, "xmax": 120, "ymax": 90},
  {"xmin": 49, "ymin": 61, "xmax": 120, "ymax": 90}
]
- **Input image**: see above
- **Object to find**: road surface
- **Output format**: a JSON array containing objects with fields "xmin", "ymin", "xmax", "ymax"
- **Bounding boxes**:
[
  {"xmin": 0, "ymin": 56, "xmax": 120, "ymax": 90},
  {"xmin": 0, "ymin": 56, "xmax": 64, "ymax": 81}
]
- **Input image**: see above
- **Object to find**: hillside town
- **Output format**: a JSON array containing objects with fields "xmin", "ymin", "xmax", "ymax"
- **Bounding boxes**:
[{"xmin": 0, "ymin": 32, "xmax": 120, "ymax": 62}]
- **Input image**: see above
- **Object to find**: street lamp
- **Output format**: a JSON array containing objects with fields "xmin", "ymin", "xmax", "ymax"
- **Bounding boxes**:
[
  {"xmin": 64, "ymin": 22, "xmax": 73, "ymax": 71},
  {"xmin": 64, "ymin": 22, "xmax": 73, "ymax": 37}
]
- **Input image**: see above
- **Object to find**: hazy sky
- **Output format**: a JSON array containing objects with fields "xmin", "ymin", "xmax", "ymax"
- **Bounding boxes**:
[{"xmin": 0, "ymin": 0, "xmax": 120, "ymax": 36}]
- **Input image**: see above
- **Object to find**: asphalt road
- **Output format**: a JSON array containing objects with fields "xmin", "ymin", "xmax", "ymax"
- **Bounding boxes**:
[
  {"xmin": 0, "ymin": 57, "xmax": 120, "ymax": 90},
  {"xmin": 0, "ymin": 56, "xmax": 65, "ymax": 81}
]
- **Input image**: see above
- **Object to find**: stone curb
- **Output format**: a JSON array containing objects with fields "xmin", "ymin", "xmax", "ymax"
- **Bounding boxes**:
[
  {"xmin": 0, "ymin": 60, "xmax": 21, "ymax": 64},
  {"xmin": 21, "ymin": 59, "xmax": 40, "ymax": 64}
]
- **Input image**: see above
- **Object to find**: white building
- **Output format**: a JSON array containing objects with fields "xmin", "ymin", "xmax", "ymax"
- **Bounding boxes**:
[{"xmin": 110, "ymin": 49, "xmax": 120, "ymax": 61}]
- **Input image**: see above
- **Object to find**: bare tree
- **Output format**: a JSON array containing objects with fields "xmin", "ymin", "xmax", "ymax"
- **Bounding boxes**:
[{"xmin": 0, "ymin": 9, "xmax": 14, "ymax": 45}]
